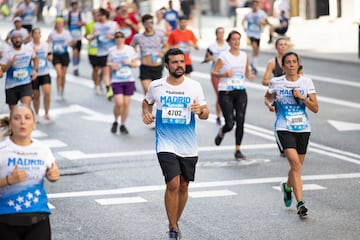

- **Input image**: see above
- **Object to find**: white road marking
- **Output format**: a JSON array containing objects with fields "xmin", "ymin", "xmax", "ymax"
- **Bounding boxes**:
[
  {"xmin": 47, "ymin": 172, "xmax": 360, "ymax": 199},
  {"xmin": 32, "ymin": 130, "xmax": 48, "ymax": 138},
  {"xmin": 48, "ymin": 203, "xmax": 55, "ymax": 209},
  {"xmin": 189, "ymin": 190, "xmax": 237, "ymax": 198},
  {"xmin": 95, "ymin": 197, "xmax": 147, "ymax": 205},
  {"xmin": 41, "ymin": 139, "xmax": 68, "ymax": 148},
  {"xmin": 273, "ymin": 184, "xmax": 326, "ymax": 191},
  {"xmin": 328, "ymin": 120, "xmax": 360, "ymax": 131}
]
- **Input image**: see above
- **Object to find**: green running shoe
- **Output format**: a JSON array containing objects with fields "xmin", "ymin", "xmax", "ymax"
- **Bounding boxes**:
[
  {"xmin": 280, "ymin": 181, "xmax": 292, "ymax": 207},
  {"xmin": 106, "ymin": 87, "xmax": 113, "ymax": 101}
]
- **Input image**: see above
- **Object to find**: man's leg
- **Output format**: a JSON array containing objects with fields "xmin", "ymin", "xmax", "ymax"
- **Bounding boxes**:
[{"xmin": 165, "ymin": 175, "xmax": 181, "ymax": 231}]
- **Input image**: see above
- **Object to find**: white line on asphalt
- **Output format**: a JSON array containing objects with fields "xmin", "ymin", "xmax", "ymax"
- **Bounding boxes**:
[
  {"xmin": 272, "ymin": 184, "xmax": 326, "ymax": 192},
  {"xmin": 189, "ymin": 190, "xmax": 237, "ymax": 198},
  {"xmin": 57, "ymin": 144, "xmax": 276, "ymax": 160},
  {"xmin": 47, "ymin": 172, "xmax": 360, "ymax": 199},
  {"xmin": 95, "ymin": 197, "xmax": 147, "ymax": 205},
  {"xmin": 40, "ymin": 139, "xmax": 68, "ymax": 148}
]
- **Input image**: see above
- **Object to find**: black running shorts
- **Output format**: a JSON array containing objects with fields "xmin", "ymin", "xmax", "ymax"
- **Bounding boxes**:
[
  {"xmin": 276, "ymin": 131, "xmax": 310, "ymax": 155},
  {"xmin": 157, "ymin": 152, "xmax": 198, "ymax": 183}
]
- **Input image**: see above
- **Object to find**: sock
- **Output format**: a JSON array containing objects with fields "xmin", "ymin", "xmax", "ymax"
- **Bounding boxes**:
[{"xmin": 252, "ymin": 57, "xmax": 258, "ymax": 69}]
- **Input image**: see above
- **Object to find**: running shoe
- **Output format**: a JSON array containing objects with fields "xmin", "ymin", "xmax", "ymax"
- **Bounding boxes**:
[
  {"xmin": 214, "ymin": 129, "xmax": 223, "ymax": 146},
  {"xmin": 111, "ymin": 122, "xmax": 118, "ymax": 134},
  {"xmin": 106, "ymin": 87, "xmax": 113, "ymax": 101},
  {"xmin": 119, "ymin": 125, "xmax": 129, "ymax": 135},
  {"xmin": 167, "ymin": 228, "xmax": 179, "ymax": 240},
  {"xmin": 280, "ymin": 181, "xmax": 292, "ymax": 207},
  {"xmin": 216, "ymin": 116, "xmax": 221, "ymax": 126},
  {"xmin": 234, "ymin": 151, "xmax": 246, "ymax": 160},
  {"xmin": 296, "ymin": 200, "xmax": 308, "ymax": 217},
  {"xmin": 73, "ymin": 69, "xmax": 79, "ymax": 76}
]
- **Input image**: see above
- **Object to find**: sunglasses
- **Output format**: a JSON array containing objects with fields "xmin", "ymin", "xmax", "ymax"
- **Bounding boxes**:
[
  {"xmin": 144, "ymin": 21, "xmax": 154, "ymax": 25},
  {"xmin": 114, "ymin": 35, "xmax": 125, "ymax": 39}
]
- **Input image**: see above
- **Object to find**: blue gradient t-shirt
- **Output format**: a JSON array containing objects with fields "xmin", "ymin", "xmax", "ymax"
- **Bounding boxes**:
[{"xmin": 145, "ymin": 77, "xmax": 206, "ymax": 157}]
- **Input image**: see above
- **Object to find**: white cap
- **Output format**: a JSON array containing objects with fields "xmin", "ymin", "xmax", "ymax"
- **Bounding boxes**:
[{"xmin": 13, "ymin": 17, "xmax": 22, "ymax": 23}]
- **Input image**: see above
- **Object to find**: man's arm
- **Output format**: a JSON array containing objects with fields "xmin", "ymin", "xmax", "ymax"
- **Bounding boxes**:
[{"xmin": 142, "ymin": 99, "xmax": 155, "ymax": 124}]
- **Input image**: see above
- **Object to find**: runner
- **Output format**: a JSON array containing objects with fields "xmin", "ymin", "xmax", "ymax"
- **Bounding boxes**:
[
  {"xmin": 131, "ymin": 13, "xmax": 168, "ymax": 95},
  {"xmin": 212, "ymin": 30, "xmax": 255, "ymax": 159},
  {"xmin": 113, "ymin": 3, "xmax": 139, "ymax": 45},
  {"xmin": 5, "ymin": 17, "xmax": 30, "ymax": 45},
  {"xmin": 262, "ymin": 37, "xmax": 289, "ymax": 157},
  {"xmin": 47, "ymin": 17, "xmax": 74, "ymax": 101},
  {"xmin": 85, "ymin": 9, "xmax": 103, "ymax": 95},
  {"xmin": 108, "ymin": 30, "xmax": 137, "ymax": 135},
  {"xmin": 0, "ymin": 104, "xmax": 60, "ymax": 240},
  {"xmin": 264, "ymin": 51, "xmax": 319, "ymax": 217},
  {"xmin": 91, "ymin": 8, "xmax": 118, "ymax": 101},
  {"xmin": 242, "ymin": 0, "xmax": 270, "ymax": 74},
  {"xmin": 27, "ymin": 28, "xmax": 53, "ymax": 123},
  {"xmin": 206, "ymin": 27, "xmax": 230, "ymax": 126},
  {"xmin": 168, "ymin": 15, "xmax": 199, "ymax": 77},
  {"xmin": 0, "ymin": 30, "xmax": 38, "ymax": 111},
  {"xmin": 142, "ymin": 48, "xmax": 209, "ymax": 240},
  {"xmin": 14, "ymin": 0, "xmax": 37, "ymax": 33},
  {"xmin": 65, "ymin": 1, "xmax": 86, "ymax": 76}
]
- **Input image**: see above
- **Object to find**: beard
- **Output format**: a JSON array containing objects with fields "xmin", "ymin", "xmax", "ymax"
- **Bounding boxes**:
[
  {"xmin": 169, "ymin": 67, "xmax": 185, "ymax": 78},
  {"xmin": 12, "ymin": 41, "xmax": 22, "ymax": 49}
]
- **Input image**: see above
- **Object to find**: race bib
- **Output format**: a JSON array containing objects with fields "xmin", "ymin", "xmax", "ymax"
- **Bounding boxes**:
[
  {"xmin": 161, "ymin": 106, "xmax": 190, "ymax": 125},
  {"xmin": 121, "ymin": 27, "xmax": 131, "ymax": 38},
  {"xmin": 13, "ymin": 69, "xmax": 28, "ymax": 79},
  {"xmin": 53, "ymin": 44, "xmax": 64, "ymax": 53},
  {"xmin": 285, "ymin": 112, "xmax": 307, "ymax": 131},
  {"xmin": 115, "ymin": 66, "xmax": 131, "ymax": 80},
  {"xmin": 227, "ymin": 73, "xmax": 245, "ymax": 90},
  {"xmin": 178, "ymin": 42, "xmax": 190, "ymax": 54},
  {"xmin": 71, "ymin": 29, "xmax": 81, "ymax": 39},
  {"xmin": 39, "ymin": 59, "xmax": 46, "ymax": 68}
]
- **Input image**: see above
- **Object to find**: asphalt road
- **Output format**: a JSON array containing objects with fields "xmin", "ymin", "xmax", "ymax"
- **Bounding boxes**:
[{"xmin": 1, "ymin": 43, "xmax": 359, "ymax": 239}]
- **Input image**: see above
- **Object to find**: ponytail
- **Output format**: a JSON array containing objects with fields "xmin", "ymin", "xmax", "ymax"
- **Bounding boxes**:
[{"xmin": 0, "ymin": 115, "xmax": 11, "ymax": 140}]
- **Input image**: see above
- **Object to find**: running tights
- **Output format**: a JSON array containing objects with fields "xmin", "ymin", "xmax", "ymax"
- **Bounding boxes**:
[{"xmin": 218, "ymin": 90, "xmax": 247, "ymax": 145}]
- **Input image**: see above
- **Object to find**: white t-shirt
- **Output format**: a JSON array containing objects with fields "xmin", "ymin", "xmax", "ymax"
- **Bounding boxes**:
[
  {"xmin": 17, "ymin": 2, "xmax": 36, "ymax": 25},
  {"xmin": 145, "ymin": 77, "xmax": 207, "ymax": 157},
  {"xmin": 268, "ymin": 75, "xmax": 316, "ymax": 132},
  {"xmin": 0, "ymin": 44, "xmax": 36, "ymax": 89},
  {"xmin": 94, "ymin": 21, "xmax": 118, "ymax": 56},
  {"xmin": 47, "ymin": 29, "xmax": 73, "ymax": 55},
  {"xmin": 107, "ymin": 45, "xmax": 137, "ymax": 83},
  {"xmin": 0, "ymin": 137, "xmax": 55, "ymax": 215},
  {"xmin": 243, "ymin": 10, "xmax": 268, "ymax": 39},
  {"xmin": 26, "ymin": 41, "xmax": 51, "ymax": 76},
  {"xmin": 218, "ymin": 50, "xmax": 248, "ymax": 91},
  {"xmin": 208, "ymin": 41, "xmax": 230, "ymax": 69}
]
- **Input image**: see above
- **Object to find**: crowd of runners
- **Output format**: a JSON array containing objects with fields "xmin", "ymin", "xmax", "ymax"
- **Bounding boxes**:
[{"xmin": 0, "ymin": 0, "xmax": 319, "ymax": 239}]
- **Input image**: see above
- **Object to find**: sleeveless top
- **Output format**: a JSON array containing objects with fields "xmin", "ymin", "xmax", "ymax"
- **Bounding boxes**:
[{"xmin": 273, "ymin": 57, "xmax": 284, "ymax": 77}]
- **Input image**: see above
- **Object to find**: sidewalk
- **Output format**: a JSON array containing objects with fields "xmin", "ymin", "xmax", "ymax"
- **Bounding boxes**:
[{"xmin": 193, "ymin": 14, "xmax": 360, "ymax": 64}]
